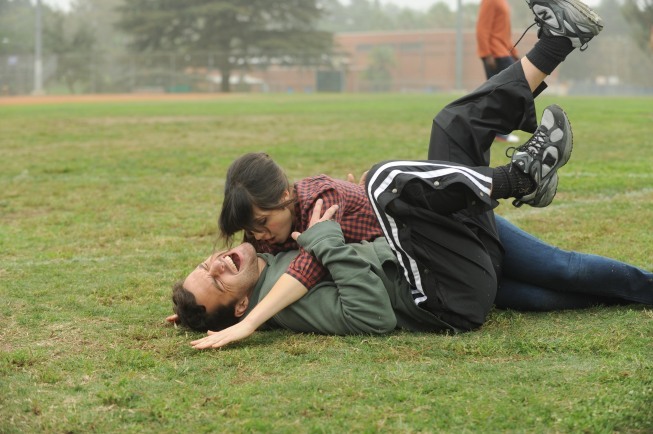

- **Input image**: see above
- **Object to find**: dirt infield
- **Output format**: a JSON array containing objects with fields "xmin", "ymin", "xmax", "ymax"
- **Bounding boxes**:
[{"xmin": 0, "ymin": 93, "xmax": 232, "ymax": 105}]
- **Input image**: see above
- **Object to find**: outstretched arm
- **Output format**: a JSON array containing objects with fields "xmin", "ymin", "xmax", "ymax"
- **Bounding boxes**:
[
  {"xmin": 190, "ymin": 200, "xmax": 338, "ymax": 350},
  {"xmin": 191, "ymin": 273, "xmax": 305, "ymax": 349}
]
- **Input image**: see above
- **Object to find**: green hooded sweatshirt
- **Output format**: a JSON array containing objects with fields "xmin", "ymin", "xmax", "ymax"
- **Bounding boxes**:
[{"xmin": 246, "ymin": 220, "xmax": 457, "ymax": 335}]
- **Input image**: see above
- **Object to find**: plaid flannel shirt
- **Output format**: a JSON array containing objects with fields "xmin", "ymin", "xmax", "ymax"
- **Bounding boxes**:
[{"xmin": 248, "ymin": 175, "xmax": 383, "ymax": 290}]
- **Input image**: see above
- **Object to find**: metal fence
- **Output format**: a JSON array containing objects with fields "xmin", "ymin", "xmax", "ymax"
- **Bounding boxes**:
[{"xmin": 1, "ymin": 35, "xmax": 651, "ymax": 96}]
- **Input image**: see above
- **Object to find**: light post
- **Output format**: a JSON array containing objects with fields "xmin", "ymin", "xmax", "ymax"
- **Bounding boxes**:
[
  {"xmin": 33, "ymin": 0, "xmax": 44, "ymax": 95},
  {"xmin": 455, "ymin": 0, "xmax": 464, "ymax": 90}
]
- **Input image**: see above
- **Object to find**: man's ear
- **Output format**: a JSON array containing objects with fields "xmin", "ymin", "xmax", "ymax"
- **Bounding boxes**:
[{"xmin": 234, "ymin": 296, "xmax": 250, "ymax": 318}]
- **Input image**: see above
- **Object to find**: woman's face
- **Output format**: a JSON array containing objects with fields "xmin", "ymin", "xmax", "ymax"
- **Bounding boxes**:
[{"xmin": 250, "ymin": 191, "xmax": 294, "ymax": 244}]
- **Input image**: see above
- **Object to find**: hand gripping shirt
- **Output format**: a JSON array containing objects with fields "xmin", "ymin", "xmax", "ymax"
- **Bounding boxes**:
[{"xmin": 247, "ymin": 175, "xmax": 383, "ymax": 290}]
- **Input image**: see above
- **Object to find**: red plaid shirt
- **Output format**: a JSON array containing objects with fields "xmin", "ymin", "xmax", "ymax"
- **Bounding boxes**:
[{"xmin": 248, "ymin": 175, "xmax": 383, "ymax": 290}]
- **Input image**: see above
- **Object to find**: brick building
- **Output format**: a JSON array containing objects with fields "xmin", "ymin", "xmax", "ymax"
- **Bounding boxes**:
[{"xmin": 251, "ymin": 29, "xmax": 544, "ymax": 93}]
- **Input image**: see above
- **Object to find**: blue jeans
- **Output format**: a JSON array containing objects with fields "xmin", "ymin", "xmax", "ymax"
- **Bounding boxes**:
[{"xmin": 495, "ymin": 215, "xmax": 653, "ymax": 311}]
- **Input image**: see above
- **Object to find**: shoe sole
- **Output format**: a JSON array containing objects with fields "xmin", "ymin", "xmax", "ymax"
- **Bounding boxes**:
[
  {"xmin": 529, "ymin": 0, "xmax": 604, "ymax": 44},
  {"xmin": 512, "ymin": 104, "xmax": 571, "ymax": 208},
  {"xmin": 559, "ymin": 0, "xmax": 603, "ymax": 29},
  {"xmin": 538, "ymin": 104, "xmax": 573, "ymax": 183}
]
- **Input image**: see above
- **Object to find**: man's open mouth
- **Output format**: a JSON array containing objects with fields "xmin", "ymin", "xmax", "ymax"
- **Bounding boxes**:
[{"xmin": 224, "ymin": 253, "xmax": 241, "ymax": 272}]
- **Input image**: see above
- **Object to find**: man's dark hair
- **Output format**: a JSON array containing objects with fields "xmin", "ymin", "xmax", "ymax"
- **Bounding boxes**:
[
  {"xmin": 171, "ymin": 281, "xmax": 239, "ymax": 332},
  {"xmin": 219, "ymin": 152, "xmax": 295, "ymax": 246}
]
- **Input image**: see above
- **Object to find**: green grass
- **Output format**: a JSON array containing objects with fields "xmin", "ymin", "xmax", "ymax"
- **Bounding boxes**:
[{"xmin": 1, "ymin": 93, "xmax": 652, "ymax": 433}]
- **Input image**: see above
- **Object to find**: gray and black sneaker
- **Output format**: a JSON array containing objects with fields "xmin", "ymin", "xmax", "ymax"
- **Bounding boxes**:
[
  {"xmin": 515, "ymin": 172, "xmax": 559, "ymax": 208},
  {"xmin": 509, "ymin": 104, "xmax": 572, "ymax": 208},
  {"xmin": 527, "ymin": 0, "xmax": 604, "ymax": 50}
]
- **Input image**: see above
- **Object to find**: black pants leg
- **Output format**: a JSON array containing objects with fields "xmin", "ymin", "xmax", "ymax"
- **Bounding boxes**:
[
  {"xmin": 366, "ymin": 160, "xmax": 499, "ymax": 331},
  {"xmin": 367, "ymin": 62, "xmax": 540, "ymax": 331},
  {"xmin": 428, "ymin": 61, "xmax": 540, "ymax": 165}
]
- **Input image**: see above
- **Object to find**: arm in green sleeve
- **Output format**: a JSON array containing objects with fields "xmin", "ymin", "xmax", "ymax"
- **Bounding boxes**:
[{"xmin": 274, "ymin": 220, "xmax": 396, "ymax": 335}]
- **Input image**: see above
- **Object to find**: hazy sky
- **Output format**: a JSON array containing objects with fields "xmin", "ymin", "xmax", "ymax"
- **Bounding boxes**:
[
  {"xmin": 42, "ymin": 0, "xmax": 469, "ymax": 12},
  {"xmin": 42, "ymin": 0, "xmax": 599, "ymax": 13}
]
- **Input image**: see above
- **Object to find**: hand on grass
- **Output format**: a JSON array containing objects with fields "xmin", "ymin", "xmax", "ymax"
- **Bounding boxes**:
[
  {"xmin": 166, "ymin": 314, "xmax": 179, "ymax": 323},
  {"xmin": 190, "ymin": 321, "xmax": 257, "ymax": 349}
]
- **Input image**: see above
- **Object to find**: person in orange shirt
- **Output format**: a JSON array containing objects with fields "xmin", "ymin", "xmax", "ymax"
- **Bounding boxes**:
[{"xmin": 476, "ymin": 0, "xmax": 520, "ymax": 143}]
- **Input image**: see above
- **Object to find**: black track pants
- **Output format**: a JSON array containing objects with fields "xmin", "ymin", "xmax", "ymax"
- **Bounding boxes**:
[{"xmin": 366, "ymin": 62, "xmax": 540, "ymax": 331}]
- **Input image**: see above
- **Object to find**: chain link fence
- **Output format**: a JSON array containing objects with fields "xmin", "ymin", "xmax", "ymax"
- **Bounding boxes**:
[{"xmin": 1, "ymin": 34, "xmax": 651, "ymax": 96}]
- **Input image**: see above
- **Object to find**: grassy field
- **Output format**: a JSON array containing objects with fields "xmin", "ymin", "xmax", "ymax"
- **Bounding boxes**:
[{"xmin": 1, "ymin": 93, "xmax": 652, "ymax": 433}]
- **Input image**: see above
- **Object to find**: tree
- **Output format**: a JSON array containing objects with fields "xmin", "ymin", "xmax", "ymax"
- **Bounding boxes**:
[
  {"xmin": 363, "ymin": 45, "xmax": 395, "ymax": 91},
  {"xmin": 424, "ymin": 3, "xmax": 457, "ymax": 29},
  {"xmin": 621, "ymin": 0, "xmax": 653, "ymax": 52},
  {"xmin": 45, "ymin": 11, "xmax": 97, "ymax": 93},
  {"xmin": 116, "ymin": 0, "xmax": 334, "ymax": 92},
  {"xmin": 0, "ymin": 0, "xmax": 43, "ymax": 55},
  {"xmin": 68, "ymin": 0, "xmax": 129, "ymax": 57},
  {"xmin": 319, "ymin": 0, "xmax": 458, "ymax": 32}
]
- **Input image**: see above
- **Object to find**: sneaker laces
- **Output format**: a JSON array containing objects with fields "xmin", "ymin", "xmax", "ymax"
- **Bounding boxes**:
[
  {"xmin": 505, "ymin": 128, "xmax": 548, "ymax": 159},
  {"xmin": 510, "ymin": 22, "xmax": 538, "ymax": 54}
]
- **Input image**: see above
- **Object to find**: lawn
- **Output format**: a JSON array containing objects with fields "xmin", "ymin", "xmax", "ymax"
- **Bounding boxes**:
[{"xmin": 1, "ymin": 93, "xmax": 652, "ymax": 433}]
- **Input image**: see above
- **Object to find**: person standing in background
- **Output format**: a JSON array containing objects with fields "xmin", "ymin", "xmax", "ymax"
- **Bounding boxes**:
[{"xmin": 477, "ymin": 0, "xmax": 520, "ymax": 143}]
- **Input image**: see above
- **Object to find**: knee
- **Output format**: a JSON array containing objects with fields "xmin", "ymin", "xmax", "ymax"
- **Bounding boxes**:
[
  {"xmin": 365, "ymin": 160, "xmax": 395, "ymax": 190},
  {"xmin": 433, "ymin": 108, "xmax": 454, "ymax": 131}
]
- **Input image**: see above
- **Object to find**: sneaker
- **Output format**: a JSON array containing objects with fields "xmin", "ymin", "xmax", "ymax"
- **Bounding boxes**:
[
  {"xmin": 513, "ymin": 172, "xmax": 558, "ymax": 207},
  {"xmin": 495, "ymin": 133, "xmax": 520, "ymax": 143},
  {"xmin": 527, "ymin": 0, "xmax": 604, "ymax": 50},
  {"xmin": 508, "ymin": 104, "xmax": 572, "ymax": 207}
]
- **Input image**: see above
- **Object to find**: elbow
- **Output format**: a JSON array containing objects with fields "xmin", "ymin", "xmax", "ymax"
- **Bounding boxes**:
[
  {"xmin": 346, "ymin": 315, "xmax": 396, "ymax": 335},
  {"xmin": 368, "ymin": 316, "xmax": 397, "ymax": 335}
]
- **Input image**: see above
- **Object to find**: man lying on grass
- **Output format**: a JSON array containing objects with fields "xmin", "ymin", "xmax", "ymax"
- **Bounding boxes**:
[
  {"xmin": 167, "ymin": 91, "xmax": 653, "ymax": 348},
  {"xmin": 167, "ymin": 191, "xmax": 653, "ymax": 350}
]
